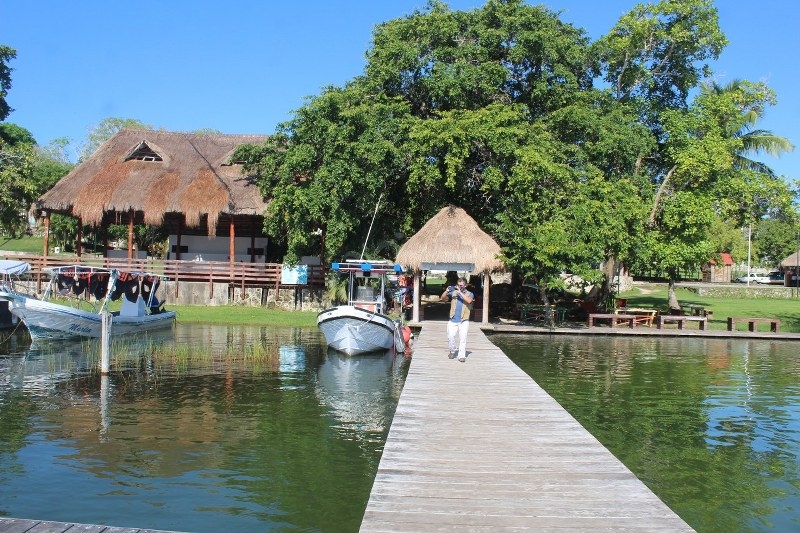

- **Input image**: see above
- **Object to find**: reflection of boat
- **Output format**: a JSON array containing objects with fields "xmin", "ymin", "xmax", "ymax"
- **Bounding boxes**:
[
  {"xmin": 315, "ymin": 348, "xmax": 396, "ymax": 436},
  {"xmin": 317, "ymin": 261, "xmax": 407, "ymax": 356},
  {"xmin": 0, "ymin": 264, "xmax": 175, "ymax": 341}
]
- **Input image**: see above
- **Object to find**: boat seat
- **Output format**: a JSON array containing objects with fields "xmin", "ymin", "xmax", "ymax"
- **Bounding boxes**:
[{"xmin": 120, "ymin": 295, "xmax": 146, "ymax": 317}]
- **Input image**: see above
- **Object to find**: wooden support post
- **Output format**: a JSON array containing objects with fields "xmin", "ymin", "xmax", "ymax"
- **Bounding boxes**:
[
  {"xmin": 176, "ymin": 219, "xmax": 183, "ymax": 260},
  {"xmin": 39, "ymin": 212, "xmax": 51, "ymax": 292},
  {"xmin": 482, "ymin": 271, "xmax": 490, "ymax": 325},
  {"xmin": 127, "ymin": 209, "xmax": 134, "ymax": 265},
  {"xmin": 412, "ymin": 271, "xmax": 421, "ymax": 323},
  {"xmin": 100, "ymin": 311, "xmax": 111, "ymax": 374},
  {"xmin": 76, "ymin": 217, "xmax": 83, "ymax": 258},
  {"xmin": 229, "ymin": 217, "xmax": 236, "ymax": 275},
  {"xmin": 100, "ymin": 374, "xmax": 110, "ymax": 435},
  {"xmin": 250, "ymin": 218, "xmax": 256, "ymax": 263}
]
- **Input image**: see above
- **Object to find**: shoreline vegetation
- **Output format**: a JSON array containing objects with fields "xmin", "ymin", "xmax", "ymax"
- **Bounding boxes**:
[
  {"xmin": 173, "ymin": 281, "xmax": 800, "ymax": 333},
  {"xmin": 4, "ymin": 238, "xmax": 796, "ymax": 332}
]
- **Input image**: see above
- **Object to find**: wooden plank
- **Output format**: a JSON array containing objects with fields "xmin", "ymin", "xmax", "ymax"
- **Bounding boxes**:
[
  {"xmin": 0, "ymin": 518, "xmax": 181, "ymax": 533},
  {"xmin": 361, "ymin": 322, "xmax": 694, "ymax": 532}
]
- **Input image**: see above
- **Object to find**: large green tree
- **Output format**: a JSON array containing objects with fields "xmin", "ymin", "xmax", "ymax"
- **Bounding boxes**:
[
  {"xmin": 755, "ymin": 218, "xmax": 799, "ymax": 268},
  {"xmin": 0, "ymin": 127, "xmax": 72, "ymax": 237},
  {"xmin": 236, "ymin": 0, "xmax": 795, "ymax": 309},
  {"xmin": 0, "ymin": 45, "xmax": 15, "ymax": 121}
]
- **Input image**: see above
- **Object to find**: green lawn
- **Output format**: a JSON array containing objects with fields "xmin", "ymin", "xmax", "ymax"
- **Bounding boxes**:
[
  {"xmin": 0, "ymin": 236, "xmax": 44, "ymax": 254},
  {"xmin": 618, "ymin": 284, "xmax": 800, "ymax": 332},
  {"xmin": 172, "ymin": 305, "xmax": 318, "ymax": 327}
]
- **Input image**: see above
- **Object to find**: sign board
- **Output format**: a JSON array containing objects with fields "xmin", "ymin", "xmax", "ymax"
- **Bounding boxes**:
[{"xmin": 281, "ymin": 264, "xmax": 308, "ymax": 284}]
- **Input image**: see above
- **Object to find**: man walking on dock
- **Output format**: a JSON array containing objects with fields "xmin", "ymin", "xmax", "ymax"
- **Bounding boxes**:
[{"xmin": 441, "ymin": 277, "xmax": 474, "ymax": 362}]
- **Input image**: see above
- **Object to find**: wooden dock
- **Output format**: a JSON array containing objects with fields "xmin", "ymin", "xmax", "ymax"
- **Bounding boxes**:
[
  {"xmin": 360, "ymin": 322, "xmax": 693, "ymax": 531},
  {"xmin": 0, "ymin": 517, "xmax": 179, "ymax": 532}
]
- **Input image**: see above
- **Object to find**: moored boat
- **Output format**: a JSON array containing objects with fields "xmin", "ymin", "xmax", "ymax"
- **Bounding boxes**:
[
  {"xmin": 0, "ymin": 263, "xmax": 175, "ymax": 342},
  {"xmin": 317, "ymin": 261, "xmax": 407, "ymax": 355}
]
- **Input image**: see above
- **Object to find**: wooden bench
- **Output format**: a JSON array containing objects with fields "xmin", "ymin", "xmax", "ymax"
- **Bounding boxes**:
[
  {"xmin": 727, "ymin": 317, "xmax": 780, "ymax": 333},
  {"xmin": 657, "ymin": 315, "xmax": 708, "ymax": 330},
  {"xmin": 588, "ymin": 313, "xmax": 636, "ymax": 328}
]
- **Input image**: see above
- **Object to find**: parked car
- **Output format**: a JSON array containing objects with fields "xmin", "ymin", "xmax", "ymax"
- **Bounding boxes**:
[
  {"xmin": 734, "ymin": 272, "xmax": 764, "ymax": 283},
  {"xmin": 757, "ymin": 271, "xmax": 785, "ymax": 285}
]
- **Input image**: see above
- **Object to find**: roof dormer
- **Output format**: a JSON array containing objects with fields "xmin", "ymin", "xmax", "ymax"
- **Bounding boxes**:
[{"xmin": 125, "ymin": 140, "xmax": 163, "ymax": 162}]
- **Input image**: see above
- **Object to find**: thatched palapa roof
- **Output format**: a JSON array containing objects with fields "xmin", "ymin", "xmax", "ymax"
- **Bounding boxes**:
[
  {"xmin": 38, "ymin": 129, "xmax": 269, "ymax": 233},
  {"xmin": 396, "ymin": 205, "xmax": 504, "ymax": 273},
  {"xmin": 780, "ymin": 251, "xmax": 800, "ymax": 268}
]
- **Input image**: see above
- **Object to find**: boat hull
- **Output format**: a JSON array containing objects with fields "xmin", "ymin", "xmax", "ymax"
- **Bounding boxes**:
[
  {"xmin": 1, "ymin": 292, "xmax": 176, "ymax": 341},
  {"xmin": 317, "ymin": 305, "xmax": 404, "ymax": 356}
]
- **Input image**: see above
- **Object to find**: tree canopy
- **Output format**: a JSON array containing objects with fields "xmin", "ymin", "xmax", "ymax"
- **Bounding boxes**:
[
  {"xmin": 0, "ymin": 45, "xmax": 15, "ymax": 122},
  {"xmin": 231, "ymin": 0, "xmax": 795, "ymax": 306}
]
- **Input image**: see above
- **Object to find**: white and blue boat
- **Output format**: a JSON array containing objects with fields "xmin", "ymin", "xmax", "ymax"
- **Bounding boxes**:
[
  {"xmin": 317, "ymin": 260, "xmax": 408, "ymax": 356},
  {"xmin": 0, "ymin": 263, "xmax": 175, "ymax": 342}
]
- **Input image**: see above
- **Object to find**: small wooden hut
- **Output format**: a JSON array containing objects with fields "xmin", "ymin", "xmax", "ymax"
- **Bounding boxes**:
[
  {"xmin": 701, "ymin": 252, "xmax": 733, "ymax": 283},
  {"xmin": 395, "ymin": 205, "xmax": 504, "ymax": 324},
  {"xmin": 779, "ymin": 251, "xmax": 800, "ymax": 286},
  {"xmin": 37, "ymin": 129, "xmax": 269, "ymax": 263}
]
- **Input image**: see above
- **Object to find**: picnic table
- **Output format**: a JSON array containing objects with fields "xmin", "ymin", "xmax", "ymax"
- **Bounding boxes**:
[
  {"xmin": 680, "ymin": 304, "xmax": 706, "ymax": 316},
  {"xmin": 614, "ymin": 307, "xmax": 658, "ymax": 327}
]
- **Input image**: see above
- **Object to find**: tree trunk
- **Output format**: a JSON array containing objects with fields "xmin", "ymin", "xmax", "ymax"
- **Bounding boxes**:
[
  {"xmin": 599, "ymin": 256, "xmax": 617, "ymax": 310},
  {"xmin": 667, "ymin": 277, "xmax": 681, "ymax": 313},
  {"xmin": 538, "ymin": 284, "xmax": 549, "ymax": 307}
]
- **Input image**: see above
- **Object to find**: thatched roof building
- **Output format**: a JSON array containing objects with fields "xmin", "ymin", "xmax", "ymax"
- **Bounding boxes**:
[
  {"xmin": 396, "ymin": 205, "xmax": 504, "ymax": 324},
  {"xmin": 780, "ymin": 251, "xmax": 800, "ymax": 269},
  {"xmin": 396, "ymin": 205, "xmax": 504, "ymax": 273},
  {"xmin": 38, "ymin": 129, "xmax": 269, "ymax": 235}
]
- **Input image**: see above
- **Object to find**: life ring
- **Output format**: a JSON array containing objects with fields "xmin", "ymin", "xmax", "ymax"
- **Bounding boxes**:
[{"xmin": 401, "ymin": 325, "xmax": 411, "ymax": 344}]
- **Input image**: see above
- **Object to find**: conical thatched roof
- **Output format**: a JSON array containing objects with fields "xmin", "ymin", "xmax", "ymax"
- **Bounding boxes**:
[
  {"xmin": 396, "ymin": 205, "xmax": 504, "ymax": 273},
  {"xmin": 38, "ymin": 129, "xmax": 269, "ymax": 232},
  {"xmin": 780, "ymin": 251, "xmax": 800, "ymax": 268}
]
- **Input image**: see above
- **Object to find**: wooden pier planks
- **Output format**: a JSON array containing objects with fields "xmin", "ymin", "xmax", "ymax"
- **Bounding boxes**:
[
  {"xmin": 361, "ymin": 322, "xmax": 693, "ymax": 532},
  {"xmin": 0, "ymin": 517, "xmax": 180, "ymax": 532}
]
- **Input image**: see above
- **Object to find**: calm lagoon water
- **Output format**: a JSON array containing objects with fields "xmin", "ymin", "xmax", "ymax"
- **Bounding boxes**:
[
  {"xmin": 4, "ymin": 325, "xmax": 799, "ymax": 532},
  {"xmin": 492, "ymin": 334, "xmax": 800, "ymax": 533},
  {"xmin": 0, "ymin": 324, "xmax": 409, "ymax": 532}
]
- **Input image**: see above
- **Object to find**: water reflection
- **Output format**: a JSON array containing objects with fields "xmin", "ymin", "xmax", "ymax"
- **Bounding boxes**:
[
  {"xmin": 492, "ymin": 334, "xmax": 800, "ymax": 533},
  {"xmin": 0, "ymin": 325, "xmax": 410, "ymax": 532},
  {"xmin": 316, "ymin": 349, "xmax": 406, "ymax": 441}
]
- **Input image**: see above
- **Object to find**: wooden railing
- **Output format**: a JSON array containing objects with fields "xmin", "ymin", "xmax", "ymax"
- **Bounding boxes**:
[{"xmin": 0, "ymin": 253, "xmax": 325, "ymax": 291}]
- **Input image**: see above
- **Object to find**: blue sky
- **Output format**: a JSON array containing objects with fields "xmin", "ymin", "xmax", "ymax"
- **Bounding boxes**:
[{"xmin": 3, "ymin": 1, "xmax": 798, "ymax": 181}]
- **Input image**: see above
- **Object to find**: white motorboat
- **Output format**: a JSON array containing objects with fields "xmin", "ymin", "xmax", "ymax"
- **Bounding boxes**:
[
  {"xmin": 1, "ymin": 259, "xmax": 32, "ymax": 329},
  {"xmin": 317, "ymin": 261, "xmax": 408, "ymax": 355},
  {"xmin": 0, "ymin": 263, "xmax": 175, "ymax": 342}
]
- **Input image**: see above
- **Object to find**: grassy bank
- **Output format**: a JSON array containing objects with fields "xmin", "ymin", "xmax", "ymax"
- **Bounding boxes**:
[
  {"xmin": 0, "ymin": 236, "xmax": 44, "ymax": 254},
  {"xmin": 172, "ymin": 305, "xmax": 318, "ymax": 327},
  {"xmin": 619, "ymin": 284, "xmax": 800, "ymax": 332}
]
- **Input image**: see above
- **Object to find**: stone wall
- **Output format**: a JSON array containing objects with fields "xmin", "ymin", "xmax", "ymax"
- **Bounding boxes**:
[
  {"xmin": 164, "ymin": 281, "xmax": 325, "ymax": 311},
  {"xmin": 690, "ymin": 285, "xmax": 800, "ymax": 299}
]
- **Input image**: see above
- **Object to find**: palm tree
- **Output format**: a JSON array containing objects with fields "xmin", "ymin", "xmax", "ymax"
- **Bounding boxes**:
[{"xmin": 701, "ymin": 79, "xmax": 794, "ymax": 176}]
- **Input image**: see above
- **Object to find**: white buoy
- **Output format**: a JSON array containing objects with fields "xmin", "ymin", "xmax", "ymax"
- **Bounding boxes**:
[{"xmin": 100, "ymin": 310, "xmax": 111, "ymax": 374}]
